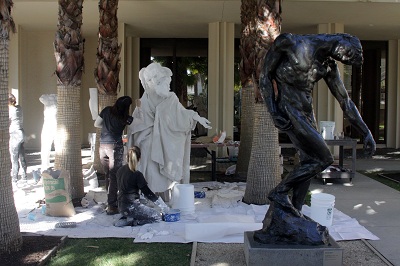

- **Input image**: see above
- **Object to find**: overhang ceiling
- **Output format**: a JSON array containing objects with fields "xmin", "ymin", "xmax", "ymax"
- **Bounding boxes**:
[{"xmin": 12, "ymin": 0, "xmax": 400, "ymax": 40}]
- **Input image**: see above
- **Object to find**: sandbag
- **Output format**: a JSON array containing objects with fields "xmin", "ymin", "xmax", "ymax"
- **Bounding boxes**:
[{"xmin": 42, "ymin": 169, "xmax": 76, "ymax": 217}]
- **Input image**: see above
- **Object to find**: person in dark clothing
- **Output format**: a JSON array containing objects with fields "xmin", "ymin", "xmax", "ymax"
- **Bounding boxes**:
[
  {"xmin": 9, "ymin": 93, "xmax": 27, "ymax": 183},
  {"xmin": 94, "ymin": 96, "xmax": 134, "ymax": 215},
  {"xmin": 114, "ymin": 146, "xmax": 168, "ymax": 227}
]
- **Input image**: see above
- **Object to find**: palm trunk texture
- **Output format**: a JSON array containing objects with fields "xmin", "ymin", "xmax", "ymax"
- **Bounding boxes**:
[
  {"xmin": 93, "ymin": 0, "xmax": 121, "ymax": 173},
  {"xmin": 54, "ymin": 86, "xmax": 84, "ymax": 199},
  {"xmin": 0, "ymin": 0, "xmax": 22, "ymax": 253},
  {"xmin": 243, "ymin": 0, "xmax": 282, "ymax": 204},
  {"xmin": 54, "ymin": 0, "xmax": 85, "ymax": 199},
  {"xmin": 236, "ymin": 0, "xmax": 257, "ymax": 178}
]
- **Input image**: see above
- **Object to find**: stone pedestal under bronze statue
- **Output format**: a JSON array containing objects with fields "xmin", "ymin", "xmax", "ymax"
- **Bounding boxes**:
[{"xmin": 244, "ymin": 203, "xmax": 343, "ymax": 266}]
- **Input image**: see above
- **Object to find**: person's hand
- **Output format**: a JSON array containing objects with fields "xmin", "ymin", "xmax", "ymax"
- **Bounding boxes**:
[
  {"xmin": 193, "ymin": 114, "xmax": 212, "ymax": 129},
  {"xmin": 271, "ymin": 113, "xmax": 292, "ymax": 131},
  {"xmin": 136, "ymin": 99, "xmax": 141, "ymax": 108},
  {"xmin": 363, "ymin": 132, "xmax": 376, "ymax": 157},
  {"xmin": 154, "ymin": 197, "xmax": 169, "ymax": 213}
]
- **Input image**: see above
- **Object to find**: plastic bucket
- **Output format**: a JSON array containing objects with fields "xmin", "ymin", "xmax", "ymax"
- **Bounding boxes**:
[
  {"xmin": 310, "ymin": 193, "xmax": 335, "ymax": 226},
  {"xmin": 171, "ymin": 184, "xmax": 195, "ymax": 215},
  {"xmin": 319, "ymin": 121, "xmax": 335, "ymax": 140}
]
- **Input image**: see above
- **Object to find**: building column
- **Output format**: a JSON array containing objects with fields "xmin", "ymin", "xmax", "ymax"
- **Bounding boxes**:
[
  {"xmin": 208, "ymin": 22, "xmax": 235, "ymax": 143},
  {"xmin": 316, "ymin": 23, "xmax": 344, "ymax": 134},
  {"xmin": 387, "ymin": 40, "xmax": 400, "ymax": 148},
  {"xmin": 316, "ymin": 23, "xmax": 345, "ymax": 157},
  {"xmin": 125, "ymin": 36, "xmax": 141, "ymax": 101},
  {"xmin": 9, "ymin": 25, "xmax": 21, "ymax": 99}
]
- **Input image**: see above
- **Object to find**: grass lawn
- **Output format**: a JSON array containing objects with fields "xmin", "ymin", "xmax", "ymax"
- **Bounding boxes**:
[
  {"xmin": 48, "ymin": 238, "xmax": 192, "ymax": 266},
  {"xmin": 358, "ymin": 170, "xmax": 400, "ymax": 192}
]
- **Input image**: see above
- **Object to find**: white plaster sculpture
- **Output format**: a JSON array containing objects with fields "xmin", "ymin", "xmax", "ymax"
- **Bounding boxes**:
[
  {"xmin": 128, "ymin": 62, "xmax": 211, "ymax": 193},
  {"xmin": 39, "ymin": 94, "xmax": 57, "ymax": 171},
  {"xmin": 89, "ymin": 88, "xmax": 98, "ymax": 120}
]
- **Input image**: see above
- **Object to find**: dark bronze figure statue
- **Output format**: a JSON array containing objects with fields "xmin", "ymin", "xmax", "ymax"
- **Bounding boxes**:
[{"xmin": 256, "ymin": 33, "xmax": 376, "ymax": 245}]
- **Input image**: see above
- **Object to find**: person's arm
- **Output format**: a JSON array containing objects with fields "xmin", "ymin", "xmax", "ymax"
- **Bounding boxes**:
[
  {"xmin": 94, "ymin": 116, "xmax": 103, "ymax": 128},
  {"xmin": 140, "ymin": 185, "xmax": 158, "ymax": 202},
  {"xmin": 260, "ymin": 33, "xmax": 293, "ymax": 131},
  {"xmin": 141, "ymin": 185, "xmax": 169, "ymax": 212},
  {"xmin": 323, "ymin": 59, "xmax": 376, "ymax": 156}
]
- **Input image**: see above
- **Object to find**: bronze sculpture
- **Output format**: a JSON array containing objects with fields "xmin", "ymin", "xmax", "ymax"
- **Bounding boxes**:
[{"xmin": 257, "ymin": 33, "xmax": 376, "ymax": 245}]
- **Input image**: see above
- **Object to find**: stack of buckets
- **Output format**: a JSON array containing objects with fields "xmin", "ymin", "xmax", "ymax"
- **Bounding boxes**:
[{"xmin": 310, "ymin": 193, "xmax": 335, "ymax": 226}]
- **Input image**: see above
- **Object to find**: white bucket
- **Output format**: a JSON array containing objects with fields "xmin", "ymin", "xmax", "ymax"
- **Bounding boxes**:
[
  {"xmin": 319, "ymin": 121, "xmax": 335, "ymax": 140},
  {"xmin": 310, "ymin": 193, "xmax": 335, "ymax": 226},
  {"xmin": 171, "ymin": 184, "xmax": 195, "ymax": 215}
]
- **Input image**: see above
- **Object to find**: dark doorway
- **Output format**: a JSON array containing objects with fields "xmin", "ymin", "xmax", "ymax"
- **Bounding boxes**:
[{"xmin": 349, "ymin": 41, "xmax": 387, "ymax": 144}]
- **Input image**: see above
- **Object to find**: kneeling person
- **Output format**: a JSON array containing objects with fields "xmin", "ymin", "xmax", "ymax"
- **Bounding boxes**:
[{"xmin": 115, "ymin": 146, "xmax": 168, "ymax": 227}]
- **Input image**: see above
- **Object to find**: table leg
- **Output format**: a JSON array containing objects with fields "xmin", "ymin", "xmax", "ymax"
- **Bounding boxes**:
[
  {"xmin": 339, "ymin": 145, "xmax": 344, "ymax": 167},
  {"xmin": 212, "ymin": 150, "xmax": 216, "ymax": 181}
]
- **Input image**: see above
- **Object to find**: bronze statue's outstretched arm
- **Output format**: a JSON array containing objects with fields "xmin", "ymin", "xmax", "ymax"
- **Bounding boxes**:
[{"xmin": 323, "ymin": 59, "xmax": 376, "ymax": 155}]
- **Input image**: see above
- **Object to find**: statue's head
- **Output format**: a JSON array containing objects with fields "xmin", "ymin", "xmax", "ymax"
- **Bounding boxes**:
[
  {"xmin": 331, "ymin": 33, "xmax": 363, "ymax": 67},
  {"xmin": 139, "ymin": 62, "xmax": 172, "ymax": 98}
]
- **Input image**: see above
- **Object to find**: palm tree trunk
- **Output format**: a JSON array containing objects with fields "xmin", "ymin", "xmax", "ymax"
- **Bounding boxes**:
[
  {"xmin": 242, "ymin": 0, "xmax": 282, "ymax": 204},
  {"xmin": 54, "ymin": 0, "xmax": 85, "ymax": 200},
  {"xmin": 243, "ymin": 103, "xmax": 280, "ymax": 204},
  {"xmin": 235, "ymin": 83, "xmax": 254, "ymax": 178},
  {"xmin": 235, "ymin": 0, "xmax": 257, "ymax": 178},
  {"xmin": 93, "ymin": 0, "xmax": 121, "ymax": 173},
  {"xmin": 54, "ymin": 86, "xmax": 84, "ymax": 199},
  {"xmin": 0, "ymin": 0, "xmax": 22, "ymax": 253}
]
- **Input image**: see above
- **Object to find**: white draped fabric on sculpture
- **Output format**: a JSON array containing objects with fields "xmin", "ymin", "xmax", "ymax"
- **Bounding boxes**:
[{"xmin": 128, "ymin": 91, "xmax": 198, "ymax": 193}]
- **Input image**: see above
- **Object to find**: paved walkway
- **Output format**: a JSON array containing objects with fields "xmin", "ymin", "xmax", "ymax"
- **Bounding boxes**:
[
  {"xmin": 309, "ymin": 156, "xmax": 400, "ymax": 266},
  {"xmin": 191, "ymin": 149, "xmax": 400, "ymax": 265}
]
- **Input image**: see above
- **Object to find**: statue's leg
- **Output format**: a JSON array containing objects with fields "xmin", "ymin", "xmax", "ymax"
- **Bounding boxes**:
[
  {"xmin": 269, "ymin": 105, "xmax": 333, "ymax": 214},
  {"xmin": 41, "ymin": 125, "xmax": 53, "ymax": 170},
  {"xmin": 284, "ymin": 115, "xmax": 334, "ymax": 212},
  {"xmin": 291, "ymin": 179, "xmax": 311, "ymax": 211}
]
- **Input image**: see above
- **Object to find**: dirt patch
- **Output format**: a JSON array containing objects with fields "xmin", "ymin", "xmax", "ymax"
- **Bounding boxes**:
[{"xmin": 0, "ymin": 235, "xmax": 63, "ymax": 266}]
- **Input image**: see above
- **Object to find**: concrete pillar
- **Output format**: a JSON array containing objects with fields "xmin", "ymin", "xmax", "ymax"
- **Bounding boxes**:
[
  {"xmin": 125, "ymin": 36, "xmax": 141, "ymax": 102},
  {"xmin": 316, "ymin": 23, "xmax": 345, "ymax": 157},
  {"xmin": 9, "ymin": 25, "xmax": 21, "ymax": 99},
  {"xmin": 208, "ymin": 22, "xmax": 235, "ymax": 143},
  {"xmin": 316, "ymin": 23, "xmax": 344, "ymax": 136}
]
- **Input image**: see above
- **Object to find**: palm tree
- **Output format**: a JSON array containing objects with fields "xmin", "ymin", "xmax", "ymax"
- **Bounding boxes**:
[
  {"xmin": 53, "ymin": 0, "xmax": 85, "ymax": 200},
  {"xmin": 243, "ymin": 0, "xmax": 282, "ymax": 204},
  {"xmin": 235, "ymin": 0, "xmax": 257, "ymax": 179},
  {"xmin": 0, "ymin": 0, "xmax": 22, "ymax": 253},
  {"xmin": 93, "ymin": 0, "xmax": 121, "ymax": 173}
]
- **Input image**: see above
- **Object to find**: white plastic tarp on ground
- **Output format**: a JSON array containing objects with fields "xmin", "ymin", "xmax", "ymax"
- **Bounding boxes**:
[{"xmin": 15, "ymin": 181, "xmax": 379, "ymax": 243}]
